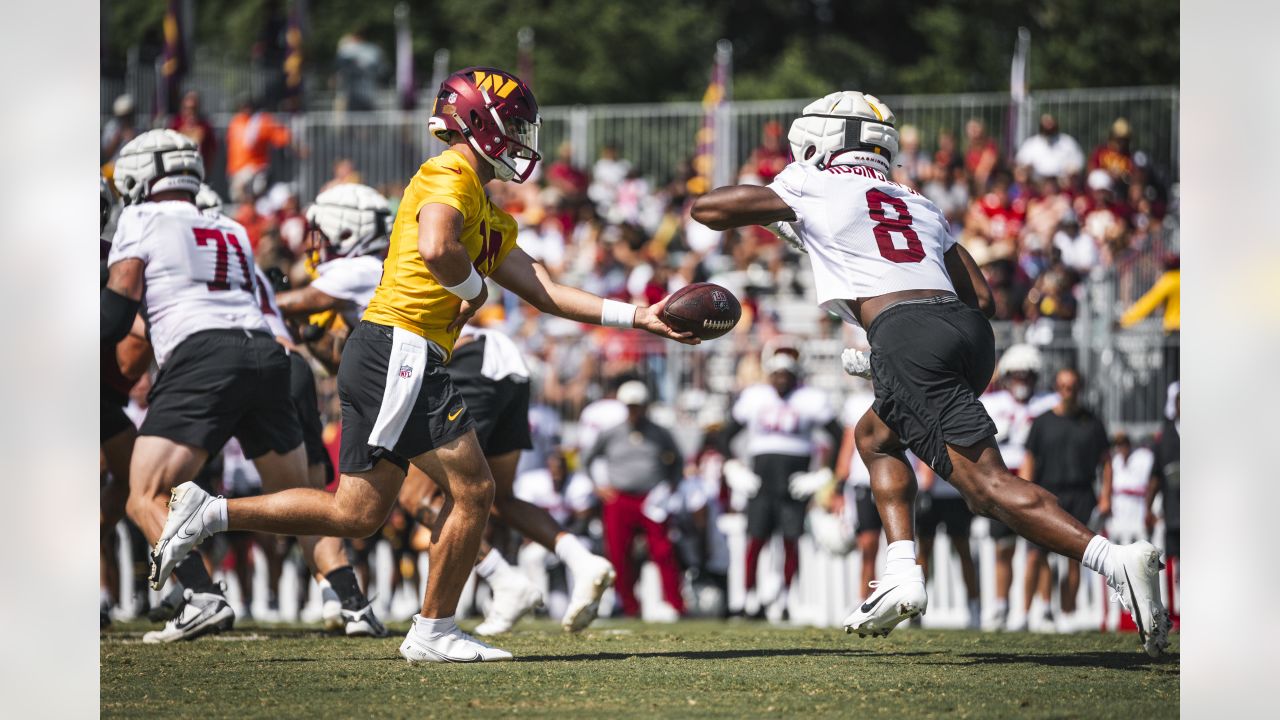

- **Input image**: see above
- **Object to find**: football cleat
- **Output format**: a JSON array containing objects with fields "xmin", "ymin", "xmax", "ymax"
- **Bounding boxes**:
[
  {"xmin": 399, "ymin": 616, "xmax": 513, "ymax": 663},
  {"xmin": 1110, "ymin": 541, "xmax": 1172, "ymax": 657},
  {"xmin": 149, "ymin": 482, "xmax": 221, "ymax": 591},
  {"xmin": 562, "ymin": 555, "xmax": 617, "ymax": 633},
  {"xmin": 142, "ymin": 587, "xmax": 234, "ymax": 644},
  {"xmin": 343, "ymin": 601, "xmax": 389, "ymax": 638},
  {"xmin": 475, "ymin": 576, "xmax": 543, "ymax": 636},
  {"xmin": 148, "ymin": 583, "xmax": 186, "ymax": 623},
  {"xmin": 320, "ymin": 581, "xmax": 344, "ymax": 632},
  {"xmin": 842, "ymin": 566, "xmax": 928, "ymax": 638}
]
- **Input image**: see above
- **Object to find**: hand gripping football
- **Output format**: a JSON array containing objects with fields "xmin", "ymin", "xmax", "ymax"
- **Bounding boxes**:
[{"xmin": 659, "ymin": 282, "xmax": 742, "ymax": 340}]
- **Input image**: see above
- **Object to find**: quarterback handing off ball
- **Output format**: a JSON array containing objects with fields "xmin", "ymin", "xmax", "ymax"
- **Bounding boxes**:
[{"xmin": 659, "ymin": 282, "xmax": 742, "ymax": 340}]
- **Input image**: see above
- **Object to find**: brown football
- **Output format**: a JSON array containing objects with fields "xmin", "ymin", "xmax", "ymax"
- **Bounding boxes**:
[{"xmin": 659, "ymin": 282, "xmax": 742, "ymax": 340}]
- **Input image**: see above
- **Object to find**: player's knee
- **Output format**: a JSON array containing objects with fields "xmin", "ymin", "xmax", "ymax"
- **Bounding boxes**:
[
  {"xmin": 344, "ymin": 500, "xmax": 391, "ymax": 539},
  {"xmin": 452, "ymin": 473, "xmax": 495, "ymax": 509}
]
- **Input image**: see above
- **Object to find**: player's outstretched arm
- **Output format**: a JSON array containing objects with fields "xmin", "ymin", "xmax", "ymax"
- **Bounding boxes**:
[
  {"xmin": 490, "ymin": 247, "xmax": 698, "ymax": 345},
  {"xmin": 690, "ymin": 185, "xmax": 796, "ymax": 230},
  {"xmin": 276, "ymin": 286, "xmax": 341, "ymax": 318}
]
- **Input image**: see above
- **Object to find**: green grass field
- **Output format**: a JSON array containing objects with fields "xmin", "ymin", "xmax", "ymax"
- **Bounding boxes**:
[{"xmin": 101, "ymin": 619, "xmax": 1178, "ymax": 718}]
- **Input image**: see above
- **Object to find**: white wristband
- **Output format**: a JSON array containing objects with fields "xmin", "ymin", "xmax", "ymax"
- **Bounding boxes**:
[
  {"xmin": 601, "ymin": 299, "xmax": 638, "ymax": 328},
  {"xmin": 442, "ymin": 265, "xmax": 485, "ymax": 301}
]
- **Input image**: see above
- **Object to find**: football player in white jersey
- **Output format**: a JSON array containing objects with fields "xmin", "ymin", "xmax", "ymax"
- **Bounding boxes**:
[
  {"xmin": 978, "ymin": 344, "xmax": 1058, "ymax": 630},
  {"xmin": 725, "ymin": 350, "xmax": 841, "ymax": 619},
  {"xmin": 101, "ymin": 131, "xmax": 364, "ymax": 642},
  {"xmin": 692, "ymin": 92, "xmax": 1170, "ymax": 655},
  {"xmin": 196, "ymin": 185, "xmax": 387, "ymax": 637},
  {"xmin": 271, "ymin": 183, "xmax": 391, "ymax": 371}
]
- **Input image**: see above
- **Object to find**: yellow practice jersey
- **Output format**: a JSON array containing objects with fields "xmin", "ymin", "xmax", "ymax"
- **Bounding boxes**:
[{"xmin": 362, "ymin": 149, "xmax": 518, "ymax": 357}]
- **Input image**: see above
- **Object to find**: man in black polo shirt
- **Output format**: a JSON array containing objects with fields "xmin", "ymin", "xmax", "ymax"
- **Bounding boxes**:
[
  {"xmin": 1021, "ymin": 368, "xmax": 1112, "ymax": 631},
  {"xmin": 1147, "ymin": 381, "xmax": 1180, "ymax": 628}
]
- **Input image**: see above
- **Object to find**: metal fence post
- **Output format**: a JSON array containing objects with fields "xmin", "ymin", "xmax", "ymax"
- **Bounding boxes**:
[{"xmin": 569, "ymin": 105, "xmax": 590, "ymax": 168}]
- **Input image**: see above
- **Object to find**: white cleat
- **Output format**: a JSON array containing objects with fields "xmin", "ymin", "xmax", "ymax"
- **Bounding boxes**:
[
  {"xmin": 1110, "ymin": 541, "xmax": 1172, "ymax": 657},
  {"xmin": 142, "ymin": 588, "xmax": 235, "ymax": 643},
  {"xmin": 475, "ymin": 579, "xmax": 543, "ymax": 636},
  {"xmin": 399, "ymin": 616, "xmax": 513, "ymax": 663},
  {"xmin": 842, "ymin": 566, "xmax": 928, "ymax": 638},
  {"xmin": 320, "ymin": 582, "xmax": 344, "ymax": 632},
  {"xmin": 562, "ymin": 555, "xmax": 616, "ymax": 633},
  {"xmin": 149, "ymin": 482, "xmax": 220, "ymax": 590},
  {"xmin": 343, "ymin": 601, "xmax": 389, "ymax": 638}
]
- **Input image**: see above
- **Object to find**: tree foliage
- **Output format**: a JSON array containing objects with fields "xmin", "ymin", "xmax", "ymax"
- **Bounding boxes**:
[{"xmin": 102, "ymin": 0, "xmax": 1178, "ymax": 104}]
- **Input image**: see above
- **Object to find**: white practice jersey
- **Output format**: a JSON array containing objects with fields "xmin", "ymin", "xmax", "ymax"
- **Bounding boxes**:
[
  {"xmin": 459, "ymin": 325, "xmax": 531, "ymax": 381},
  {"xmin": 768, "ymin": 162, "xmax": 956, "ymax": 326},
  {"xmin": 108, "ymin": 201, "xmax": 268, "ymax": 366},
  {"xmin": 1110, "ymin": 447, "xmax": 1154, "ymax": 537},
  {"xmin": 979, "ymin": 389, "xmax": 1059, "ymax": 472},
  {"xmin": 309, "ymin": 254, "xmax": 384, "ymax": 328},
  {"xmin": 839, "ymin": 390, "xmax": 874, "ymax": 487},
  {"xmin": 733, "ymin": 383, "xmax": 835, "ymax": 459},
  {"xmin": 576, "ymin": 398, "xmax": 628, "ymax": 453},
  {"xmin": 254, "ymin": 267, "xmax": 292, "ymax": 340}
]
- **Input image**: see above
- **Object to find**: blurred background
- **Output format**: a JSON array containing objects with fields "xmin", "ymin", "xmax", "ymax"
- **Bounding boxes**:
[{"xmin": 100, "ymin": 1, "xmax": 1180, "ymax": 637}]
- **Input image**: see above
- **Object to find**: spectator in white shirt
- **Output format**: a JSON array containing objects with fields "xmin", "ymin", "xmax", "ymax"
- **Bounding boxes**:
[{"xmin": 1016, "ymin": 114, "xmax": 1085, "ymax": 181}]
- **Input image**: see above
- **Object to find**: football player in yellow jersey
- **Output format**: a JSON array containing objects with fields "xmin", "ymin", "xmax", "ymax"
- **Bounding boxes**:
[{"xmin": 151, "ymin": 67, "xmax": 695, "ymax": 663}]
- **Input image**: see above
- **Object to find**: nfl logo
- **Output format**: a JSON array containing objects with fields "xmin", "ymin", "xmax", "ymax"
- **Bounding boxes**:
[
  {"xmin": 712, "ymin": 290, "xmax": 729, "ymax": 310},
  {"xmin": 399, "ymin": 365, "xmax": 413, "ymax": 379}
]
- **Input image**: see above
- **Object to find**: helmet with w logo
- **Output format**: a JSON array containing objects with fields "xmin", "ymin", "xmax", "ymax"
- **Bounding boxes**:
[{"xmin": 428, "ymin": 67, "xmax": 541, "ymax": 183}]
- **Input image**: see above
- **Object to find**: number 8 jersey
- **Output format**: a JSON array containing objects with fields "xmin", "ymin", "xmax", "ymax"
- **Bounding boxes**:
[
  {"xmin": 108, "ymin": 200, "xmax": 268, "ymax": 366},
  {"xmin": 766, "ymin": 161, "xmax": 957, "ymax": 326}
]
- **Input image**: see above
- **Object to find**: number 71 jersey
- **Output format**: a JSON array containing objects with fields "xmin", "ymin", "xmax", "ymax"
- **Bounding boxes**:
[
  {"xmin": 767, "ymin": 161, "xmax": 957, "ymax": 326},
  {"xmin": 107, "ymin": 200, "xmax": 268, "ymax": 366}
]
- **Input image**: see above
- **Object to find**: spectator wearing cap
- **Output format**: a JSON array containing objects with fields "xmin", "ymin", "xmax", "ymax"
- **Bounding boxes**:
[
  {"xmin": 1089, "ymin": 118, "xmax": 1135, "ymax": 185},
  {"xmin": 585, "ymin": 381, "xmax": 687, "ymax": 618},
  {"xmin": 1015, "ymin": 114, "xmax": 1085, "ymax": 182}
]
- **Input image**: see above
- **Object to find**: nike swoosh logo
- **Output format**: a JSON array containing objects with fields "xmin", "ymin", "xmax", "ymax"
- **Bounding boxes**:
[
  {"xmin": 421, "ymin": 644, "xmax": 482, "ymax": 663},
  {"xmin": 860, "ymin": 590, "xmax": 889, "ymax": 614},
  {"xmin": 447, "ymin": 407, "xmax": 464, "ymax": 421},
  {"xmin": 1123, "ymin": 567, "xmax": 1147, "ymax": 645},
  {"xmin": 444, "ymin": 166, "xmax": 462, "ymax": 175}
]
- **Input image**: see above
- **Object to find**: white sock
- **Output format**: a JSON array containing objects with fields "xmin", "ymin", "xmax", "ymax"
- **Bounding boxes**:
[
  {"xmin": 554, "ymin": 534, "xmax": 594, "ymax": 569},
  {"xmin": 475, "ymin": 549, "xmax": 518, "ymax": 587},
  {"xmin": 884, "ymin": 540, "xmax": 918, "ymax": 575},
  {"xmin": 1081, "ymin": 535, "xmax": 1116, "ymax": 586},
  {"xmin": 994, "ymin": 598, "xmax": 1008, "ymax": 615},
  {"xmin": 412, "ymin": 614, "xmax": 457, "ymax": 636},
  {"xmin": 204, "ymin": 497, "xmax": 228, "ymax": 533}
]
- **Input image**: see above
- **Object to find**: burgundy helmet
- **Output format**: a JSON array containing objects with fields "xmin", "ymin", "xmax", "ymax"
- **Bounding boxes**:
[{"xmin": 429, "ymin": 67, "xmax": 541, "ymax": 183}]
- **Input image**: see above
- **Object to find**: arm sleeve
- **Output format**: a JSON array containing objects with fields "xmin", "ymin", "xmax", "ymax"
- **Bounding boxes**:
[{"xmin": 765, "ymin": 163, "xmax": 808, "ymax": 225}]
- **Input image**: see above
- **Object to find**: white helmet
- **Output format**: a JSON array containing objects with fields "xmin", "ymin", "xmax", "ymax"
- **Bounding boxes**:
[
  {"xmin": 996, "ymin": 343, "xmax": 1043, "ymax": 377},
  {"xmin": 305, "ymin": 183, "xmax": 391, "ymax": 260},
  {"xmin": 195, "ymin": 183, "xmax": 224, "ymax": 217},
  {"xmin": 112, "ymin": 129, "xmax": 204, "ymax": 204},
  {"xmin": 788, "ymin": 91, "xmax": 899, "ymax": 175}
]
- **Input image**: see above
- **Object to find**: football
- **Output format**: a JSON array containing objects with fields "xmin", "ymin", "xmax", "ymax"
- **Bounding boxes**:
[{"xmin": 659, "ymin": 282, "xmax": 742, "ymax": 340}]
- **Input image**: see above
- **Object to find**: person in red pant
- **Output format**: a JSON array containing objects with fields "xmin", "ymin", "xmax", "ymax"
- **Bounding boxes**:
[{"xmin": 584, "ymin": 381, "xmax": 686, "ymax": 617}]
